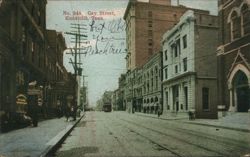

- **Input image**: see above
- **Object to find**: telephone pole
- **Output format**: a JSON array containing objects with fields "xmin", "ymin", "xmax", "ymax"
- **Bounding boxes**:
[{"xmin": 65, "ymin": 23, "xmax": 87, "ymax": 112}]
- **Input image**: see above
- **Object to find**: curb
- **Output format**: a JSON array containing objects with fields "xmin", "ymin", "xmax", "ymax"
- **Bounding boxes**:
[
  {"xmin": 134, "ymin": 112, "xmax": 250, "ymax": 133},
  {"xmin": 134, "ymin": 112, "xmax": 188, "ymax": 120},
  {"xmin": 39, "ymin": 113, "xmax": 85, "ymax": 157},
  {"xmin": 182, "ymin": 121, "xmax": 250, "ymax": 133}
]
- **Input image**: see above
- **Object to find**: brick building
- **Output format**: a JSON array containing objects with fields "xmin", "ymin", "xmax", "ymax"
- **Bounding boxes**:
[
  {"xmin": 0, "ymin": 0, "xmax": 70, "ymax": 127},
  {"xmin": 217, "ymin": 0, "xmax": 250, "ymax": 113},
  {"xmin": 123, "ymin": 0, "xmax": 209, "ymax": 113},
  {"xmin": 45, "ymin": 30, "xmax": 68, "ymax": 114},
  {"xmin": 123, "ymin": 0, "xmax": 208, "ymax": 71},
  {"xmin": 162, "ymin": 10, "xmax": 219, "ymax": 119},
  {"xmin": 0, "ymin": 0, "xmax": 48, "ymax": 120}
]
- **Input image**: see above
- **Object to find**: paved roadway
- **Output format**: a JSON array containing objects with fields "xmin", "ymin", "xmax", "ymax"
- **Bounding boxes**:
[{"xmin": 54, "ymin": 111, "xmax": 250, "ymax": 157}]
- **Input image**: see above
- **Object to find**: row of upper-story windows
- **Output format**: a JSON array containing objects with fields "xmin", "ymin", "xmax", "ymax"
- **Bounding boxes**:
[
  {"xmin": 143, "ymin": 96, "xmax": 159, "ymax": 104},
  {"xmin": 164, "ymin": 57, "xmax": 187, "ymax": 80},
  {"xmin": 229, "ymin": 3, "xmax": 250, "ymax": 41},
  {"xmin": 143, "ymin": 66, "xmax": 160, "ymax": 80},
  {"xmin": 164, "ymin": 34, "xmax": 187, "ymax": 61}
]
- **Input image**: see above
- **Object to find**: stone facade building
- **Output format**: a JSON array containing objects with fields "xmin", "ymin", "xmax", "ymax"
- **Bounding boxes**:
[
  {"xmin": 123, "ymin": 0, "xmax": 209, "ymax": 113},
  {"xmin": 142, "ymin": 52, "xmax": 161, "ymax": 114},
  {"xmin": 217, "ymin": 0, "xmax": 250, "ymax": 112},
  {"xmin": 162, "ymin": 10, "xmax": 219, "ymax": 119}
]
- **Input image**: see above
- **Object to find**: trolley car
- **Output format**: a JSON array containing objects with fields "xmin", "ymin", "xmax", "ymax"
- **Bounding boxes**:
[{"xmin": 103, "ymin": 103, "xmax": 112, "ymax": 112}]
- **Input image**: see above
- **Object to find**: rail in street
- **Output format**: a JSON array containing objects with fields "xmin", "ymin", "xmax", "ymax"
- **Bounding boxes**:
[{"xmin": 53, "ymin": 112, "xmax": 250, "ymax": 157}]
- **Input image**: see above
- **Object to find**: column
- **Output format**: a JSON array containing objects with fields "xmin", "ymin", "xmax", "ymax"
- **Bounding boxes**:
[{"xmin": 229, "ymin": 88, "xmax": 236, "ymax": 112}]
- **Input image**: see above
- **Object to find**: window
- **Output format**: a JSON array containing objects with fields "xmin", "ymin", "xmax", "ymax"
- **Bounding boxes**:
[
  {"xmin": 202, "ymin": 87, "xmax": 209, "ymax": 110},
  {"xmin": 183, "ymin": 35, "xmax": 187, "ymax": 49},
  {"xmin": 31, "ymin": 42, "xmax": 35, "ymax": 62},
  {"xmin": 172, "ymin": 39, "xmax": 180, "ymax": 57},
  {"xmin": 148, "ymin": 11, "xmax": 152, "ymax": 18},
  {"xmin": 165, "ymin": 91, "xmax": 169, "ymax": 110},
  {"xmin": 148, "ymin": 48, "xmax": 152, "ymax": 55},
  {"xmin": 148, "ymin": 39, "xmax": 153, "ymax": 46},
  {"xmin": 174, "ymin": 45, "xmax": 178, "ymax": 57},
  {"xmin": 230, "ymin": 11, "xmax": 241, "ymax": 40},
  {"xmin": 148, "ymin": 20, "xmax": 153, "ymax": 27},
  {"xmin": 155, "ymin": 76, "xmax": 158, "ymax": 90},
  {"xmin": 183, "ymin": 58, "xmax": 187, "ymax": 72},
  {"xmin": 148, "ymin": 30, "xmax": 152, "ymax": 36},
  {"xmin": 176, "ymin": 39, "xmax": 181, "ymax": 54},
  {"xmin": 175, "ymin": 65, "xmax": 178, "ymax": 74},
  {"xmin": 171, "ymin": 44, "xmax": 175, "ymax": 57},
  {"xmin": 22, "ymin": 27, "xmax": 26, "ymax": 55},
  {"xmin": 151, "ymin": 78, "xmax": 153, "ymax": 90},
  {"xmin": 164, "ymin": 50, "xmax": 168, "ymax": 60},
  {"xmin": 241, "ymin": 4, "xmax": 250, "ymax": 35},
  {"xmin": 164, "ymin": 67, "xmax": 168, "ymax": 79}
]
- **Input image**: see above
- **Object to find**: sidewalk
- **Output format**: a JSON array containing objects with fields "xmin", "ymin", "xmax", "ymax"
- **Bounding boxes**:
[
  {"xmin": 182, "ymin": 112, "xmax": 250, "ymax": 132},
  {"xmin": 134, "ymin": 112, "xmax": 250, "ymax": 132},
  {"xmin": 0, "ymin": 113, "xmax": 85, "ymax": 157},
  {"xmin": 135, "ymin": 112, "xmax": 188, "ymax": 120}
]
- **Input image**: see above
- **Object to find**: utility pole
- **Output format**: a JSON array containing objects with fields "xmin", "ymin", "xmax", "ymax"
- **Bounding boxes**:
[{"xmin": 65, "ymin": 23, "xmax": 87, "ymax": 114}]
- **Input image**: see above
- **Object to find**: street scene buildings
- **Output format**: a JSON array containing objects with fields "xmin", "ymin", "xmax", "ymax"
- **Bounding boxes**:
[
  {"xmin": 0, "ymin": 0, "xmax": 83, "ymax": 131},
  {"xmin": 0, "ymin": 0, "xmax": 250, "ymax": 157},
  {"xmin": 112, "ymin": 0, "xmax": 250, "ymax": 119}
]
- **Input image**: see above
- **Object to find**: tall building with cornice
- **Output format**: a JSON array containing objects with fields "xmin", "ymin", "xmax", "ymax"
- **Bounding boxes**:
[
  {"xmin": 123, "ymin": 0, "xmax": 209, "ymax": 112},
  {"xmin": 123, "ymin": 0, "xmax": 209, "ymax": 71}
]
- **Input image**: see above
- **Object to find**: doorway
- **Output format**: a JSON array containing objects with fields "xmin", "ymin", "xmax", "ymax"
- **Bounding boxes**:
[{"xmin": 233, "ymin": 70, "xmax": 250, "ymax": 112}]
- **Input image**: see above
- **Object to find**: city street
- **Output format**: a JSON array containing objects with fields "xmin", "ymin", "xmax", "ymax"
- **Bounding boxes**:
[{"xmin": 54, "ymin": 111, "xmax": 250, "ymax": 157}]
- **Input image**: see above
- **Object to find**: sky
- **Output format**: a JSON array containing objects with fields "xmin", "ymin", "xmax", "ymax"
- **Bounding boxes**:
[{"xmin": 46, "ymin": 0, "xmax": 218, "ymax": 106}]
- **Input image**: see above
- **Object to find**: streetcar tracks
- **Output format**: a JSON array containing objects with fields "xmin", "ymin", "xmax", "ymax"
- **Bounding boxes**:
[
  {"xmin": 104, "ymin": 114, "xmax": 182, "ymax": 157},
  {"xmin": 124, "ymin": 114, "xmax": 250, "ymax": 152},
  {"xmin": 116, "ymin": 117, "xmax": 242, "ymax": 157}
]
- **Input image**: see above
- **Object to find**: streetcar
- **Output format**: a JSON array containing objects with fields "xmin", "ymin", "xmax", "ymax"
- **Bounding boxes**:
[{"xmin": 103, "ymin": 103, "xmax": 112, "ymax": 112}]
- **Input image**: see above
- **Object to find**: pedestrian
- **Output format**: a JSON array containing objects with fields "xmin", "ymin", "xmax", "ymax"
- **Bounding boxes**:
[
  {"xmin": 28, "ymin": 95, "xmax": 39, "ymax": 127},
  {"xmin": 56, "ymin": 100, "xmax": 62, "ymax": 118},
  {"xmin": 65, "ymin": 103, "xmax": 71, "ymax": 122},
  {"xmin": 157, "ymin": 108, "xmax": 161, "ymax": 118},
  {"xmin": 72, "ymin": 101, "xmax": 77, "ymax": 121},
  {"xmin": 188, "ymin": 111, "xmax": 195, "ymax": 120}
]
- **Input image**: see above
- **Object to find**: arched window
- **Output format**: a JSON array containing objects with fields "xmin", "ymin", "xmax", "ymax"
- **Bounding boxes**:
[
  {"xmin": 155, "ymin": 97, "xmax": 158, "ymax": 102},
  {"xmin": 230, "ymin": 11, "xmax": 241, "ymax": 40},
  {"xmin": 155, "ymin": 66, "xmax": 158, "ymax": 74},
  {"xmin": 241, "ymin": 4, "xmax": 250, "ymax": 35}
]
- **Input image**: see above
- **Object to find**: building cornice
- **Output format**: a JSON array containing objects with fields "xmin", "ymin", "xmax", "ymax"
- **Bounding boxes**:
[{"xmin": 162, "ymin": 71, "xmax": 196, "ymax": 85}]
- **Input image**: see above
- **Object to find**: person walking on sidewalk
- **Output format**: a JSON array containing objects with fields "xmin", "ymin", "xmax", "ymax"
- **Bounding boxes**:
[
  {"xmin": 28, "ymin": 95, "xmax": 39, "ymax": 127},
  {"xmin": 157, "ymin": 107, "xmax": 161, "ymax": 118},
  {"xmin": 65, "ymin": 103, "xmax": 71, "ymax": 122},
  {"xmin": 72, "ymin": 101, "xmax": 77, "ymax": 121}
]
